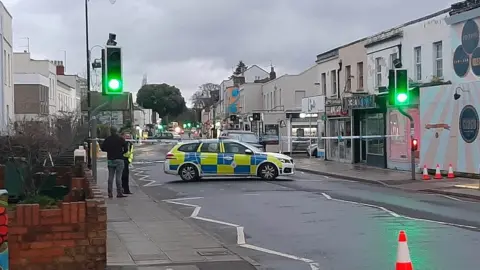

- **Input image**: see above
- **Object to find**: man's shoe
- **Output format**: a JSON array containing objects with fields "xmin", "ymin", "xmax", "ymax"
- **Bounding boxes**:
[
  {"xmin": 117, "ymin": 194, "xmax": 127, "ymax": 198},
  {"xmin": 108, "ymin": 193, "xmax": 113, "ymax": 198},
  {"xmin": 124, "ymin": 191, "xmax": 133, "ymax": 195}
]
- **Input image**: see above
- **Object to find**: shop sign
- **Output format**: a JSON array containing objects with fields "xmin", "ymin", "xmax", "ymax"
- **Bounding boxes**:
[
  {"xmin": 326, "ymin": 105, "xmax": 349, "ymax": 117},
  {"xmin": 343, "ymin": 95, "xmax": 377, "ymax": 109},
  {"xmin": 325, "ymin": 98, "xmax": 342, "ymax": 107}
]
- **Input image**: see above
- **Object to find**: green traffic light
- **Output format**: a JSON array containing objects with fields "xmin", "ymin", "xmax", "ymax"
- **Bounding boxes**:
[
  {"xmin": 108, "ymin": 79, "xmax": 121, "ymax": 90},
  {"xmin": 396, "ymin": 93, "xmax": 408, "ymax": 103}
]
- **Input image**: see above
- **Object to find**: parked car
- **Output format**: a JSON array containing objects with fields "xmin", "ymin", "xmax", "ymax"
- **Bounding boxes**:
[{"xmin": 219, "ymin": 130, "xmax": 264, "ymax": 150}]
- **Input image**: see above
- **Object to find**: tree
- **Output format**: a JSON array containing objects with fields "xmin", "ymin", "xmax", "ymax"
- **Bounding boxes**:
[
  {"xmin": 172, "ymin": 108, "xmax": 196, "ymax": 123},
  {"xmin": 136, "ymin": 83, "xmax": 186, "ymax": 119},
  {"xmin": 191, "ymin": 83, "xmax": 220, "ymax": 111},
  {"xmin": 233, "ymin": 61, "xmax": 247, "ymax": 75}
]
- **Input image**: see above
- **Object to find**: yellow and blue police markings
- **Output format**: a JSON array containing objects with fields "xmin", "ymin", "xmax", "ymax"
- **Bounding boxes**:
[{"xmin": 168, "ymin": 152, "xmax": 281, "ymax": 176}]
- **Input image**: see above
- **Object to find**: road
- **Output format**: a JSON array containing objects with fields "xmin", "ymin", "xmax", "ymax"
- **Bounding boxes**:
[{"xmin": 130, "ymin": 145, "xmax": 480, "ymax": 270}]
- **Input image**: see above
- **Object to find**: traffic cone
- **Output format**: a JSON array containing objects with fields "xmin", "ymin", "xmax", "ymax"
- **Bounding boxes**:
[
  {"xmin": 447, "ymin": 164, "xmax": 455, "ymax": 179},
  {"xmin": 434, "ymin": 164, "xmax": 442, "ymax": 179},
  {"xmin": 395, "ymin": 230, "xmax": 413, "ymax": 270},
  {"xmin": 422, "ymin": 165, "xmax": 430, "ymax": 180}
]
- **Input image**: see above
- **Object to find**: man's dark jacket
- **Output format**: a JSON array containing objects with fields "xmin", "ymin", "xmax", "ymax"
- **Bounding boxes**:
[{"xmin": 101, "ymin": 135, "xmax": 127, "ymax": 160}]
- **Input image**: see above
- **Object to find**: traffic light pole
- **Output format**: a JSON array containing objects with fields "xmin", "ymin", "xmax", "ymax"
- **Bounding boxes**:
[
  {"xmin": 90, "ymin": 98, "xmax": 113, "ymax": 183},
  {"xmin": 398, "ymin": 107, "xmax": 415, "ymax": 180}
]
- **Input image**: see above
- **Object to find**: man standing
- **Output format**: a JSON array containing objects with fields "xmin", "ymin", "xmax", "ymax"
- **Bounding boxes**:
[
  {"xmin": 122, "ymin": 133, "xmax": 134, "ymax": 194},
  {"xmin": 101, "ymin": 127, "xmax": 127, "ymax": 198}
]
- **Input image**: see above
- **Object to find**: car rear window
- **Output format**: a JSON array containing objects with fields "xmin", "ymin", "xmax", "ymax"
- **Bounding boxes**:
[{"xmin": 178, "ymin": 143, "xmax": 200, "ymax": 152}]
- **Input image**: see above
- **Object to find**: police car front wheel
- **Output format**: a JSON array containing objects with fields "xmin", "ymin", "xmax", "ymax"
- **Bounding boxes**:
[
  {"xmin": 258, "ymin": 163, "xmax": 278, "ymax": 180},
  {"xmin": 179, "ymin": 164, "xmax": 199, "ymax": 181}
]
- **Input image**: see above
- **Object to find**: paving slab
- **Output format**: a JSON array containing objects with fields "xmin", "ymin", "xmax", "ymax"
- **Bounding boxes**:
[{"xmin": 98, "ymin": 162, "xmax": 256, "ymax": 269}]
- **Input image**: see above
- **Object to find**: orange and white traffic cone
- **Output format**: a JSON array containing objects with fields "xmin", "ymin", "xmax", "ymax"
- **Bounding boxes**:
[
  {"xmin": 395, "ymin": 230, "xmax": 413, "ymax": 270},
  {"xmin": 422, "ymin": 165, "xmax": 430, "ymax": 180},
  {"xmin": 434, "ymin": 164, "xmax": 442, "ymax": 179},
  {"xmin": 447, "ymin": 164, "xmax": 455, "ymax": 179}
]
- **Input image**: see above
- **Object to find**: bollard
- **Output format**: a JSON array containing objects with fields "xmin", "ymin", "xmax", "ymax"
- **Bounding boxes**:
[{"xmin": 0, "ymin": 189, "xmax": 8, "ymax": 270}]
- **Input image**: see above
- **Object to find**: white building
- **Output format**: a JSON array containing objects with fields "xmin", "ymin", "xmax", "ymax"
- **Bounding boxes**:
[
  {"xmin": 14, "ymin": 52, "xmax": 58, "ymax": 117},
  {"xmin": 133, "ymin": 104, "xmax": 155, "ymax": 128},
  {"xmin": 218, "ymin": 64, "xmax": 269, "ymax": 119},
  {"xmin": 402, "ymin": 9, "xmax": 451, "ymax": 83},
  {"xmin": 56, "ymin": 80, "xmax": 76, "ymax": 113},
  {"xmin": 0, "ymin": 2, "xmax": 13, "ymax": 132}
]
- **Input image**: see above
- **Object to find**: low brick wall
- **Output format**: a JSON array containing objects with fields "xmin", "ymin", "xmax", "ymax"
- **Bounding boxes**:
[{"xmin": 9, "ymin": 168, "xmax": 107, "ymax": 270}]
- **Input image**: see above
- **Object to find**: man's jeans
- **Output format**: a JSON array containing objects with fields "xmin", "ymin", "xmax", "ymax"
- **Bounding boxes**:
[{"xmin": 107, "ymin": 159, "xmax": 124, "ymax": 195}]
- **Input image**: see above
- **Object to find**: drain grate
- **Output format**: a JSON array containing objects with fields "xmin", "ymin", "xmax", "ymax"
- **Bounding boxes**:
[{"xmin": 197, "ymin": 250, "xmax": 231, "ymax": 256}]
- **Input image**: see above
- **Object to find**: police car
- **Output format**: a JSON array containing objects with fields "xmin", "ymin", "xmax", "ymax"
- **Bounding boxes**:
[{"xmin": 164, "ymin": 139, "xmax": 295, "ymax": 181}]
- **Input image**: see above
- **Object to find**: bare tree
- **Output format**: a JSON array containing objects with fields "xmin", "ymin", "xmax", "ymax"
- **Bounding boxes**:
[
  {"xmin": 191, "ymin": 83, "xmax": 220, "ymax": 111},
  {"xmin": 0, "ymin": 113, "xmax": 86, "ymax": 198}
]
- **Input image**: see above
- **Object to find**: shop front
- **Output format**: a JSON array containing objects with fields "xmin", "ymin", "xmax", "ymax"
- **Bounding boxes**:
[
  {"xmin": 345, "ymin": 94, "xmax": 387, "ymax": 168},
  {"xmin": 325, "ymin": 98, "xmax": 352, "ymax": 163}
]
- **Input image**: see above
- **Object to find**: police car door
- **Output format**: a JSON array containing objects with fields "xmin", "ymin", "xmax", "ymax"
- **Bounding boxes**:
[
  {"xmin": 222, "ymin": 141, "xmax": 255, "ymax": 175},
  {"xmin": 198, "ymin": 142, "xmax": 221, "ymax": 175}
]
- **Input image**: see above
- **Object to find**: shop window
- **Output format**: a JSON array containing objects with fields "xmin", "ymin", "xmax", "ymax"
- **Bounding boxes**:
[{"xmin": 366, "ymin": 113, "xmax": 384, "ymax": 155}]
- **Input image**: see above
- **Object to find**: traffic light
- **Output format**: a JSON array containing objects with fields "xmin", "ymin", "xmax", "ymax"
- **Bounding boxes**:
[
  {"xmin": 411, "ymin": 138, "xmax": 418, "ymax": 151},
  {"xmin": 252, "ymin": 113, "xmax": 261, "ymax": 121},
  {"xmin": 103, "ymin": 46, "xmax": 123, "ymax": 95},
  {"xmin": 388, "ymin": 69, "xmax": 395, "ymax": 106},
  {"xmin": 183, "ymin": 123, "xmax": 187, "ymax": 128},
  {"xmin": 395, "ymin": 69, "xmax": 408, "ymax": 106},
  {"xmin": 196, "ymin": 123, "xmax": 200, "ymax": 128},
  {"xmin": 158, "ymin": 125, "xmax": 164, "ymax": 130},
  {"xmin": 230, "ymin": 115, "xmax": 237, "ymax": 121},
  {"xmin": 187, "ymin": 123, "xmax": 192, "ymax": 128}
]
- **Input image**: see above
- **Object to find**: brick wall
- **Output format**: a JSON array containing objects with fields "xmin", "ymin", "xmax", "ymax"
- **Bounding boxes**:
[{"xmin": 8, "ymin": 168, "xmax": 106, "ymax": 270}]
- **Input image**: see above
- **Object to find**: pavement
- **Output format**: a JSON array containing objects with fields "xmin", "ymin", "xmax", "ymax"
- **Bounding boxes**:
[
  {"xmin": 294, "ymin": 157, "xmax": 480, "ymax": 200},
  {"xmin": 125, "ymin": 144, "xmax": 480, "ymax": 270},
  {"xmin": 99, "ymin": 161, "xmax": 258, "ymax": 270}
]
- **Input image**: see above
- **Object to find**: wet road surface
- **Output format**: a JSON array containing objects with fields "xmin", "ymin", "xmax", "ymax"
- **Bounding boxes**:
[{"xmin": 129, "ymin": 152, "xmax": 480, "ymax": 270}]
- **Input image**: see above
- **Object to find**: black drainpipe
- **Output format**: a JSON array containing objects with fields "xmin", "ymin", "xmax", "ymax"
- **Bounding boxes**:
[
  {"xmin": 397, "ymin": 44, "xmax": 402, "ymax": 64},
  {"xmin": 337, "ymin": 60, "xmax": 342, "ymax": 99}
]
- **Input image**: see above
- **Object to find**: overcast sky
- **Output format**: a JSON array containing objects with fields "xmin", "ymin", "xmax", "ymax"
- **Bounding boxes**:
[{"xmin": 4, "ymin": 0, "xmax": 452, "ymax": 103}]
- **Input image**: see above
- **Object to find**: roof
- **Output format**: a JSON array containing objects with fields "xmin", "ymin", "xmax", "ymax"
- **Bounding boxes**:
[
  {"xmin": 315, "ymin": 7, "xmax": 451, "ymax": 59},
  {"xmin": 81, "ymin": 91, "xmax": 134, "ymax": 111}
]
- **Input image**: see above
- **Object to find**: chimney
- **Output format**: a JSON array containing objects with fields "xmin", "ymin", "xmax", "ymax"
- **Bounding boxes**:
[
  {"xmin": 269, "ymin": 66, "xmax": 276, "ymax": 80},
  {"xmin": 56, "ymin": 65, "xmax": 65, "ymax": 75}
]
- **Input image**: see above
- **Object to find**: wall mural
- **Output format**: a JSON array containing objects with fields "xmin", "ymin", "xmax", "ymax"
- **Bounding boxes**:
[
  {"xmin": 420, "ymin": 82, "xmax": 480, "ymax": 173},
  {"xmin": 227, "ymin": 86, "xmax": 240, "ymax": 114},
  {"xmin": 452, "ymin": 19, "xmax": 480, "ymax": 81}
]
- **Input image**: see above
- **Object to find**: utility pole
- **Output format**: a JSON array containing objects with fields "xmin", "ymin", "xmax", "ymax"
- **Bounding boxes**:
[{"xmin": 85, "ymin": 0, "xmax": 92, "ymax": 168}]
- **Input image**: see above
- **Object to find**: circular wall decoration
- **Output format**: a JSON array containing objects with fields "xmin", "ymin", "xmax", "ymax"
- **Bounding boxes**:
[
  {"xmin": 462, "ymin": 19, "xmax": 480, "ymax": 54},
  {"xmin": 459, "ymin": 105, "xmax": 479, "ymax": 143},
  {"xmin": 453, "ymin": 45, "xmax": 470, "ymax": 77},
  {"xmin": 472, "ymin": 47, "xmax": 480, "ymax": 76}
]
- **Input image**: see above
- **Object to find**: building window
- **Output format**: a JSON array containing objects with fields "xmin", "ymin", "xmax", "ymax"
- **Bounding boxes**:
[
  {"xmin": 321, "ymin": 72, "xmax": 326, "ymax": 95},
  {"xmin": 3, "ymin": 50, "xmax": 5, "ymax": 85},
  {"xmin": 366, "ymin": 113, "xmax": 384, "ymax": 155},
  {"xmin": 357, "ymin": 62, "xmax": 363, "ymax": 89},
  {"xmin": 331, "ymin": 70, "xmax": 337, "ymax": 95},
  {"xmin": 294, "ymin": 90, "xmax": 305, "ymax": 108},
  {"xmin": 345, "ymin": 65, "xmax": 351, "ymax": 92},
  {"xmin": 7, "ymin": 53, "xmax": 10, "ymax": 86},
  {"xmin": 375, "ymin": 57, "xmax": 382, "ymax": 88},
  {"xmin": 414, "ymin": 46, "xmax": 422, "ymax": 81},
  {"xmin": 389, "ymin": 53, "xmax": 397, "ymax": 69},
  {"xmin": 433, "ymin": 41, "xmax": 443, "ymax": 78}
]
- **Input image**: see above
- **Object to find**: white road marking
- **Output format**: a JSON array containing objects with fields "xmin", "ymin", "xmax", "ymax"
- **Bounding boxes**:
[
  {"xmin": 162, "ymin": 198, "xmax": 320, "ymax": 269},
  {"xmin": 440, "ymin": 194, "xmax": 464, "ymax": 202},
  {"xmin": 295, "ymin": 179, "xmax": 324, "ymax": 182},
  {"xmin": 323, "ymin": 176, "xmax": 329, "ymax": 179},
  {"xmin": 321, "ymin": 192, "xmax": 477, "ymax": 229},
  {"xmin": 130, "ymin": 166, "xmax": 160, "ymax": 187},
  {"xmin": 168, "ymin": 197, "xmax": 205, "ymax": 201},
  {"xmin": 244, "ymin": 193, "xmax": 260, "ymax": 196}
]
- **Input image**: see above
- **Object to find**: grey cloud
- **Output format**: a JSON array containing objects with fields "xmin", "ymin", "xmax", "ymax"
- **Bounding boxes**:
[{"xmin": 7, "ymin": 0, "xmax": 454, "ymax": 97}]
